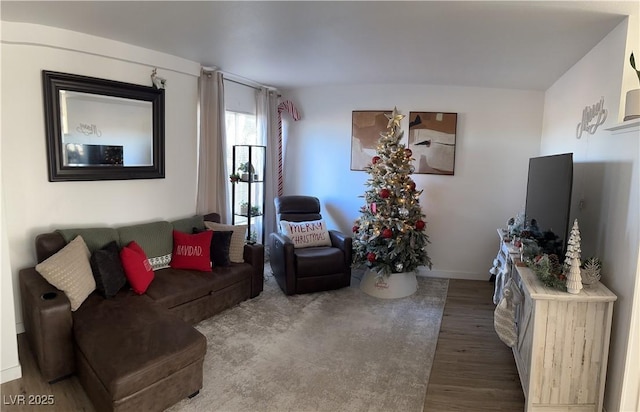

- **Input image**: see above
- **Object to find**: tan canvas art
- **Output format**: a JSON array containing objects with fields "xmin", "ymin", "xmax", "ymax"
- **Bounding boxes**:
[
  {"xmin": 408, "ymin": 112, "xmax": 457, "ymax": 175},
  {"xmin": 351, "ymin": 111, "xmax": 391, "ymax": 171}
]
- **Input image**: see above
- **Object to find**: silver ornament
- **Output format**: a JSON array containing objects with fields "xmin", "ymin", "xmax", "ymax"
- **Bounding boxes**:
[{"xmin": 395, "ymin": 262, "xmax": 404, "ymax": 272}]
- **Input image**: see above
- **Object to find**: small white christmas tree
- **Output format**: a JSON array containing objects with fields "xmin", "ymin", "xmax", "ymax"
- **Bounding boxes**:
[{"xmin": 565, "ymin": 219, "xmax": 583, "ymax": 294}]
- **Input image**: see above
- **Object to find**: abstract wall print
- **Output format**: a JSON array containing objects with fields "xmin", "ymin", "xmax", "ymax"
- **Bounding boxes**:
[
  {"xmin": 408, "ymin": 112, "xmax": 457, "ymax": 175},
  {"xmin": 351, "ymin": 110, "xmax": 391, "ymax": 171}
]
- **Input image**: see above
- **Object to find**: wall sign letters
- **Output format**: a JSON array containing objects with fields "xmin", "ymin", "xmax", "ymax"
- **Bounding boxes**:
[{"xmin": 576, "ymin": 97, "xmax": 607, "ymax": 139}]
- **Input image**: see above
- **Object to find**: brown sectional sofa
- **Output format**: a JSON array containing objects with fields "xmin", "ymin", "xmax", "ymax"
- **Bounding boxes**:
[{"xmin": 18, "ymin": 213, "xmax": 264, "ymax": 412}]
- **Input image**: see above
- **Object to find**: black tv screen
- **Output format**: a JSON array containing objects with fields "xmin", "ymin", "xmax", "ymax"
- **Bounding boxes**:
[{"xmin": 525, "ymin": 153, "xmax": 573, "ymax": 258}]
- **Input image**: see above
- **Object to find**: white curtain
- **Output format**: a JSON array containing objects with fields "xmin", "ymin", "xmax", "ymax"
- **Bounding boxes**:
[
  {"xmin": 196, "ymin": 68, "xmax": 230, "ymax": 222},
  {"xmin": 256, "ymin": 88, "xmax": 279, "ymax": 246}
]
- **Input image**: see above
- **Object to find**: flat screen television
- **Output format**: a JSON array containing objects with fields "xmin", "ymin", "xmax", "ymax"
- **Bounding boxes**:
[{"xmin": 524, "ymin": 153, "xmax": 573, "ymax": 258}]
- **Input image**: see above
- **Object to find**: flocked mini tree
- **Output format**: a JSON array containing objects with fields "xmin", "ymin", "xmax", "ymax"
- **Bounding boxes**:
[
  {"xmin": 565, "ymin": 219, "xmax": 583, "ymax": 294},
  {"xmin": 352, "ymin": 108, "xmax": 432, "ymax": 276}
]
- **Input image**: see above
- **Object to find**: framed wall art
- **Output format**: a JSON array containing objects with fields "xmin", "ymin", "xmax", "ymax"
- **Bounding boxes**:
[
  {"xmin": 408, "ymin": 112, "xmax": 457, "ymax": 175},
  {"xmin": 351, "ymin": 110, "xmax": 391, "ymax": 171}
]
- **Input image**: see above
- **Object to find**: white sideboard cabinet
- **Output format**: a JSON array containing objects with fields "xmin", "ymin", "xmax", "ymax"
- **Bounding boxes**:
[
  {"xmin": 512, "ymin": 264, "xmax": 616, "ymax": 412},
  {"xmin": 493, "ymin": 231, "xmax": 617, "ymax": 412}
]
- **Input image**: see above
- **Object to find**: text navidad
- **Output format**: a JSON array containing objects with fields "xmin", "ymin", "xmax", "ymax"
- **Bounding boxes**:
[{"xmin": 175, "ymin": 244, "xmax": 205, "ymax": 257}]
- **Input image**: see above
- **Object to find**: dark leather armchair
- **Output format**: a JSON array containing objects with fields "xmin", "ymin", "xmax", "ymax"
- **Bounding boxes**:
[{"xmin": 269, "ymin": 196, "xmax": 352, "ymax": 295}]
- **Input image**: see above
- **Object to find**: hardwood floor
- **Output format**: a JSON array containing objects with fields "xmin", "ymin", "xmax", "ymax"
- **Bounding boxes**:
[
  {"xmin": 423, "ymin": 279, "xmax": 525, "ymax": 411},
  {"xmin": 1, "ymin": 279, "xmax": 524, "ymax": 411}
]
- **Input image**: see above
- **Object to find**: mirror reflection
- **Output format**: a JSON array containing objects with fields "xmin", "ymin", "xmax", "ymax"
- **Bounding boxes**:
[{"xmin": 60, "ymin": 91, "xmax": 153, "ymax": 167}]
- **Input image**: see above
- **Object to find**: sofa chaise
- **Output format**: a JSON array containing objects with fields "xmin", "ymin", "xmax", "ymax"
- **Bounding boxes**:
[{"xmin": 18, "ymin": 213, "xmax": 264, "ymax": 411}]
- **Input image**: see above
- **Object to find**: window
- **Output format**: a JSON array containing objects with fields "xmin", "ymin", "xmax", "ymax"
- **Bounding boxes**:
[
  {"xmin": 225, "ymin": 110, "xmax": 263, "ymax": 243},
  {"xmin": 225, "ymin": 111, "xmax": 257, "ymax": 177}
]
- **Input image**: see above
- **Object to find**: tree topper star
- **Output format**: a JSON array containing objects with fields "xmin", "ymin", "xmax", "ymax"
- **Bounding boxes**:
[{"xmin": 385, "ymin": 107, "xmax": 404, "ymax": 129}]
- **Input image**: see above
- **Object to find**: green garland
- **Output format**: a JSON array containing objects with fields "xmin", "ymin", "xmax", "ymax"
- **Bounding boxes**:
[{"xmin": 525, "ymin": 254, "xmax": 567, "ymax": 291}]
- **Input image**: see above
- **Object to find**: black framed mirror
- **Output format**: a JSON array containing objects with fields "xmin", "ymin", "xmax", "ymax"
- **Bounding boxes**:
[{"xmin": 42, "ymin": 71, "xmax": 165, "ymax": 181}]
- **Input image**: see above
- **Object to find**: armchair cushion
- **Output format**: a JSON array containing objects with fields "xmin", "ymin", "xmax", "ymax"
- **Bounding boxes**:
[
  {"xmin": 295, "ymin": 247, "xmax": 345, "ymax": 277},
  {"xmin": 279, "ymin": 219, "xmax": 331, "ymax": 248}
]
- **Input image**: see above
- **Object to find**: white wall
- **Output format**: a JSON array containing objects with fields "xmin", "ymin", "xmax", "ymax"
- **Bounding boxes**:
[
  {"xmin": 1, "ymin": 119, "xmax": 21, "ymax": 383},
  {"xmin": 282, "ymin": 84, "xmax": 543, "ymax": 280},
  {"xmin": 540, "ymin": 18, "xmax": 639, "ymax": 412},
  {"xmin": 0, "ymin": 22, "xmax": 201, "ymax": 382}
]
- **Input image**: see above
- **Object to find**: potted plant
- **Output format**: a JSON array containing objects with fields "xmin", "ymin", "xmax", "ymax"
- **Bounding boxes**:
[
  {"xmin": 249, "ymin": 205, "xmax": 262, "ymax": 217},
  {"xmin": 229, "ymin": 173, "xmax": 241, "ymax": 184},
  {"xmin": 239, "ymin": 202, "xmax": 261, "ymax": 217},
  {"xmin": 624, "ymin": 52, "xmax": 640, "ymax": 121},
  {"xmin": 238, "ymin": 162, "xmax": 257, "ymax": 182},
  {"xmin": 239, "ymin": 201, "xmax": 249, "ymax": 216}
]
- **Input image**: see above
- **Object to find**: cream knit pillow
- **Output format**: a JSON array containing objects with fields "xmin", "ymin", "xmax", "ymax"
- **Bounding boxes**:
[
  {"xmin": 204, "ymin": 221, "xmax": 247, "ymax": 263},
  {"xmin": 35, "ymin": 235, "xmax": 96, "ymax": 311}
]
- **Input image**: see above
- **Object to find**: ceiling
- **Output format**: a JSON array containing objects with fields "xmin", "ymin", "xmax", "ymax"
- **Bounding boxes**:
[{"xmin": 1, "ymin": 1, "xmax": 638, "ymax": 90}]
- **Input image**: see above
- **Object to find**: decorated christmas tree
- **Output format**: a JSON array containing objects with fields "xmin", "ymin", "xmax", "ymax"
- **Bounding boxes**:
[{"xmin": 352, "ymin": 108, "xmax": 432, "ymax": 276}]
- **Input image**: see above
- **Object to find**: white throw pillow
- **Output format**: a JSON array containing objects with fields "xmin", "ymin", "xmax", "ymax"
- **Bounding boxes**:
[
  {"xmin": 35, "ymin": 235, "xmax": 96, "ymax": 311},
  {"xmin": 279, "ymin": 219, "xmax": 332, "ymax": 248},
  {"xmin": 204, "ymin": 221, "xmax": 247, "ymax": 263}
]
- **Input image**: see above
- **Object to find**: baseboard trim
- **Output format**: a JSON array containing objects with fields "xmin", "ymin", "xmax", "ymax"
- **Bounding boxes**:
[
  {"xmin": 1, "ymin": 363, "xmax": 22, "ymax": 384},
  {"xmin": 417, "ymin": 267, "xmax": 491, "ymax": 281}
]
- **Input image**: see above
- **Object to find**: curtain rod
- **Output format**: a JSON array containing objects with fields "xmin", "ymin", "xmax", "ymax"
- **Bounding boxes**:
[
  {"xmin": 223, "ymin": 77, "xmax": 282, "ymax": 98},
  {"xmin": 224, "ymin": 77, "xmax": 261, "ymax": 91},
  {"xmin": 202, "ymin": 66, "xmax": 280, "ymax": 96}
]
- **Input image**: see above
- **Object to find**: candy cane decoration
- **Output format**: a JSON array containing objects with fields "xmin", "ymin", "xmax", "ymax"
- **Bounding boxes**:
[{"xmin": 277, "ymin": 101, "xmax": 301, "ymax": 196}]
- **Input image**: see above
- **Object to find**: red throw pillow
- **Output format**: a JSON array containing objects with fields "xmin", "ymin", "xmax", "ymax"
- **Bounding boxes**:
[
  {"xmin": 120, "ymin": 241, "xmax": 154, "ymax": 294},
  {"xmin": 170, "ymin": 230, "xmax": 213, "ymax": 272}
]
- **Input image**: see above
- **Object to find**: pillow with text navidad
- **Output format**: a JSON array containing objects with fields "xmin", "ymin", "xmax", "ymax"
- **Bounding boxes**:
[
  {"xmin": 279, "ymin": 219, "xmax": 332, "ymax": 248},
  {"xmin": 170, "ymin": 230, "xmax": 212, "ymax": 272}
]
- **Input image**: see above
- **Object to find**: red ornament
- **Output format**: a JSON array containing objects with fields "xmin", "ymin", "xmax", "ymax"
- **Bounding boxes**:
[
  {"xmin": 352, "ymin": 225, "xmax": 359, "ymax": 233},
  {"xmin": 372, "ymin": 156, "xmax": 381, "ymax": 164},
  {"xmin": 382, "ymin": 228, "xmax": 393, "ymax": 238},
  {"xmin": 405, "ymin": 148, "xmax": 413, "ymax": 157},
  {"xmin": 380, "ymin": 188, "xmax": 391, "ymax": 199},
  {"xmin": 367, "ymin": 252, "xmax": 376, "ymax": 262},
  {"xmin": 370, "ymin": 202, "xmax": 377, "ymax": 214},
  {"xmin": 408, "ymin": 181, "xmax": 416, "ymax": 191},
  {"xmin": 415, "ymin": 220, "xmax": 425, "ymax": 230}
]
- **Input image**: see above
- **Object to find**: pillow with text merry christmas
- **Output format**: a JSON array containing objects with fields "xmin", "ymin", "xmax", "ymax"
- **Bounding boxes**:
[{"xmin": 279, "ymin": 219, "xmax": 332, "ymax": 248}]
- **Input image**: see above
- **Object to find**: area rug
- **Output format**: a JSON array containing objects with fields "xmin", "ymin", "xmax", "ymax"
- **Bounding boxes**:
[{"xmin": 168, "ymin": 274, "xmax": 449, "ymax": 412}]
